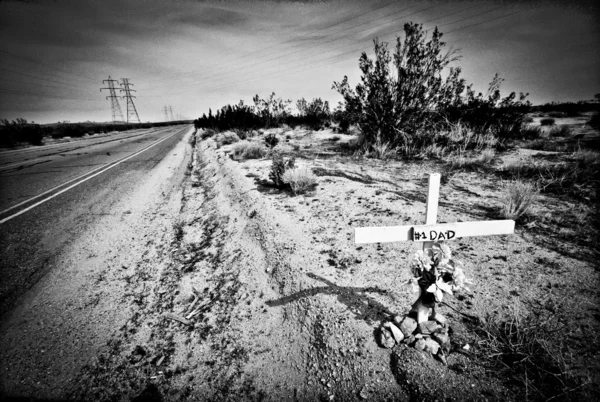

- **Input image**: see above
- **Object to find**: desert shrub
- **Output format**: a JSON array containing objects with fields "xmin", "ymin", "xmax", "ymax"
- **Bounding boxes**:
[
  {"xmin": 548, "ymin": 125, "xmax": 571, "ymax": 137},
  {"xmin": 253, "ymin": 92, "xmax": 291, "ymax": 128},
  {"xmin": 269, "ymin": 151, "xmax": 295, "ymax": 188},
  {"xmin": 282, "ymin": 167, "xmax": 318, "ymax": 195},
  {"xmin": 264, "ymin": 133, "xmax": 279, "ymax": 149},
  {"xmin": 333, "ymin": 22, "xmax": 528, "ymax": 157},
  {"xmin": 296, "ymin": 97, "xmax": 331, "ymax": 130},
  {"xmin": 540, "ymin": 117, "xmax": 555, "ymax": 126},
  {"xmin": 195, "ymin": 100, "xmax": 263, "ymax": 131},
  {"xmin": 231, "ymin": 141, "xmax": 267, "ymax": 160},
  {"xmin": 215, "ymin": 131, "xmax": 240, "ymax": 147},
  {"xmin": 500, "ymin": 179, "xmax": 537, "ymax": 220},
  {"xmin": 333, "ymin": 23, "xmax": 465, "ymax": 155}
]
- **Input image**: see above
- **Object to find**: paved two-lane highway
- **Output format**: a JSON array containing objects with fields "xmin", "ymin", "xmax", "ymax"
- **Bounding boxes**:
[{"xmin": 0, "ymin": 125, "xmax": 192, "ymax": 315}]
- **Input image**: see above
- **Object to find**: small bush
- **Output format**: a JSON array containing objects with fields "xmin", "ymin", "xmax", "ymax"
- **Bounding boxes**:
[
  {"xmin": 264, "ymin": 133, "xmax": 279, "ymax": 148},
  {"xmin": 540, "ymin": 118, "xmax": 555, "ymax": 126},
  {"xmin": 231, "ymin": 141, "xmax": 267, "ymax": 160},
  {"xmin": 269, "ymin": 151, "xmax": 295, "ymax": 188},
  {"xmin": 282, "ymin": 167, "xmax": 318, "ymax": 195},
  {"xmin": 215, "ymin": 131, "xmax": 240, "ymax": 147},
  {"xmin": 500, "ymin": 179, "xmax": 537, "ymax": 220}
]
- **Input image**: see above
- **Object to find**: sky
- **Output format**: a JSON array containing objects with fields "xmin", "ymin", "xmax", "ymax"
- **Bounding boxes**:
[{"xmin": 0, "ymin": 0, "xmax": 598, "ymax": 124}]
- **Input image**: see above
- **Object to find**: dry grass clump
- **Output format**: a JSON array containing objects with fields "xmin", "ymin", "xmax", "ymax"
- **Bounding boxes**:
[
  {"xmin": 231, "ymin": 141, "xmax": 267, "ymax": 160},
  {"xmin": 448, "ymin": 148, "xmax": 495, "ymax": 170},
  {"xmin": 281, "ymin": 167, "xmax": 318, "ymax": 195},
  {"xmin": 215, "ymin": 131, "xmax": 241, "ymax": 147},
  {"xmin": 500, "ymin": 179, "xmax": 537, "ymax": 220},
  {"xmin": 476, "ymin": 303, "xmax": 591, "ymax": 401}
]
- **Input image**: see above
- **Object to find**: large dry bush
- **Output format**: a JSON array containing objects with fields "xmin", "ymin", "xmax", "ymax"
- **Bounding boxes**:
[{"xmin": 333, "ymin": 22, "xmax": 529, "ymax": 158}]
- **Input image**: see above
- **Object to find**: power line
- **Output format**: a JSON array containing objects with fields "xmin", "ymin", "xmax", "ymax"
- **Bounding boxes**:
[
  {"xmin": 100, "ymin": 76, "xmax": 124, "ymax": 124},
  {"xmin": 0, "ymin": 48, "xmax": 98, "ymax": 83},
  {"xmin": 152, "ymin": 2, "xmax": 432, "ymax": 94},
  {"xmin": 0, "ymin": 77, "xmax": 96, "ymax": 94},
  {"xmin": 0, "ymin": 88, "xmax": 102, "ymax": 101},
  {"xmin": 120, "ymin": 78, "xmax": 141, "ymax": 123},
  {"xmin": 184, "ymin": 8, "xmax": 525, "ymax": 96},
  {"xmin": 147, "ymin": 3, "xmax": 490, "ymax": 98},
  {"xmin": 0, "ymin": 67, "xmax": 89, "ymax": 90},
  {"xmin": 157, "ymin": 0, "xmax": 405, "ymax": 83}
]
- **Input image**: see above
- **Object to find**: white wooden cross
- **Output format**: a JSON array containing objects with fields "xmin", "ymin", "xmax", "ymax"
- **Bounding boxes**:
[{"xmin": 355, "ymin": 173, "xmax": 515, "ymax": 323}]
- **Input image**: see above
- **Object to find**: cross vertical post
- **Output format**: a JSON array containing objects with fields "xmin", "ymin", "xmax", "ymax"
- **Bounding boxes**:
[{"xmin": 411, "ymin": 173, "xmax": 441, "ymax": 323}]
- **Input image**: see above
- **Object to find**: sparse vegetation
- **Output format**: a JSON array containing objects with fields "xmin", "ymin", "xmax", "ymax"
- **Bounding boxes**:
[
  {"xmin": 500, "ymin": 179, "xmax": 537, "ymax": 220},
  {"xmin": 231, "ymin": 141, "xmax": 267, "ymax": 160},
  {"xmin": 215, "ymin": 131, "xmax": 241, "ymax": 147},
  {"xmin": 476, "ymin": 303, "xmax": 591, "ymax": 401},
  {"xmin": 295, "ymin": 97, "xmax": 331, "ymax": 130},
  {"xmin": 268, "ymin": 151, "xmax": 295, "ymax": 188},
  {"xmin": 281, "ymin": 167, "xmax": 318, "ymax": 195}
]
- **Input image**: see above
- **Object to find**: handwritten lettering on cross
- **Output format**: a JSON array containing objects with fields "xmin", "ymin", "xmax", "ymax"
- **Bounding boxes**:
[{"xmin": 354, "ymin": 173, "xmax": 515, "ymax": 323}]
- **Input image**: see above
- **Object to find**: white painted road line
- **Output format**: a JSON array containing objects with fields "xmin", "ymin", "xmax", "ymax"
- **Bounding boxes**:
[{"xmin": 0, "ymin": 128, "xmax": 188, "ymax": 225}]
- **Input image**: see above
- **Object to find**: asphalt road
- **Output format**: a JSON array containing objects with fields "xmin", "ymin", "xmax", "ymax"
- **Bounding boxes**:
[{"xmin": 0, "ymin": 125, "xmax": 192, "ymax": 316}]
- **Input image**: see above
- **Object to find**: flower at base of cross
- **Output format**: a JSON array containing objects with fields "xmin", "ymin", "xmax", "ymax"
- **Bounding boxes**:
[{"xmin": 405, "ymin": 242, "xmax": 472, "ymax": 300}]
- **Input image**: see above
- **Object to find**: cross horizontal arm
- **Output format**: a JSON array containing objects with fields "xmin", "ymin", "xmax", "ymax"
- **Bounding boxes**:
[{"xmin": 355, "ymin": 220, "xmax": 515, "ymax": 244}]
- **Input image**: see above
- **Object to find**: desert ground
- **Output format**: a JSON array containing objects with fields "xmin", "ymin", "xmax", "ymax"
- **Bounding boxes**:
[{"xmin": 0, "ymin": 114, "xmax": 598, "ymax": 401}]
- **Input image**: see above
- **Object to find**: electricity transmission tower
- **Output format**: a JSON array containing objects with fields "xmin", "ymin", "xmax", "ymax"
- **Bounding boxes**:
[
  {"xmin": 168, "ymin": 105, "xmax": 174, "ymax": 121},
  {"xmin": 163, "ymin": 106, "xmax": 169, "ymax": 122},
  {"xmin": 120, "ymin": 78, "xmax": 141, "ymax": 123},
  {"xmin": 101, "ymin": 76, "xmax": 124, "ymax": 124}
]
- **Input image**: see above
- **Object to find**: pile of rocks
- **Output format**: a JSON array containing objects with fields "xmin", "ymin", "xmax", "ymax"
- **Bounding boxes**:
[{"xmin": 378, "ymin": 312, "xmax": 450, "ymax": 363}]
